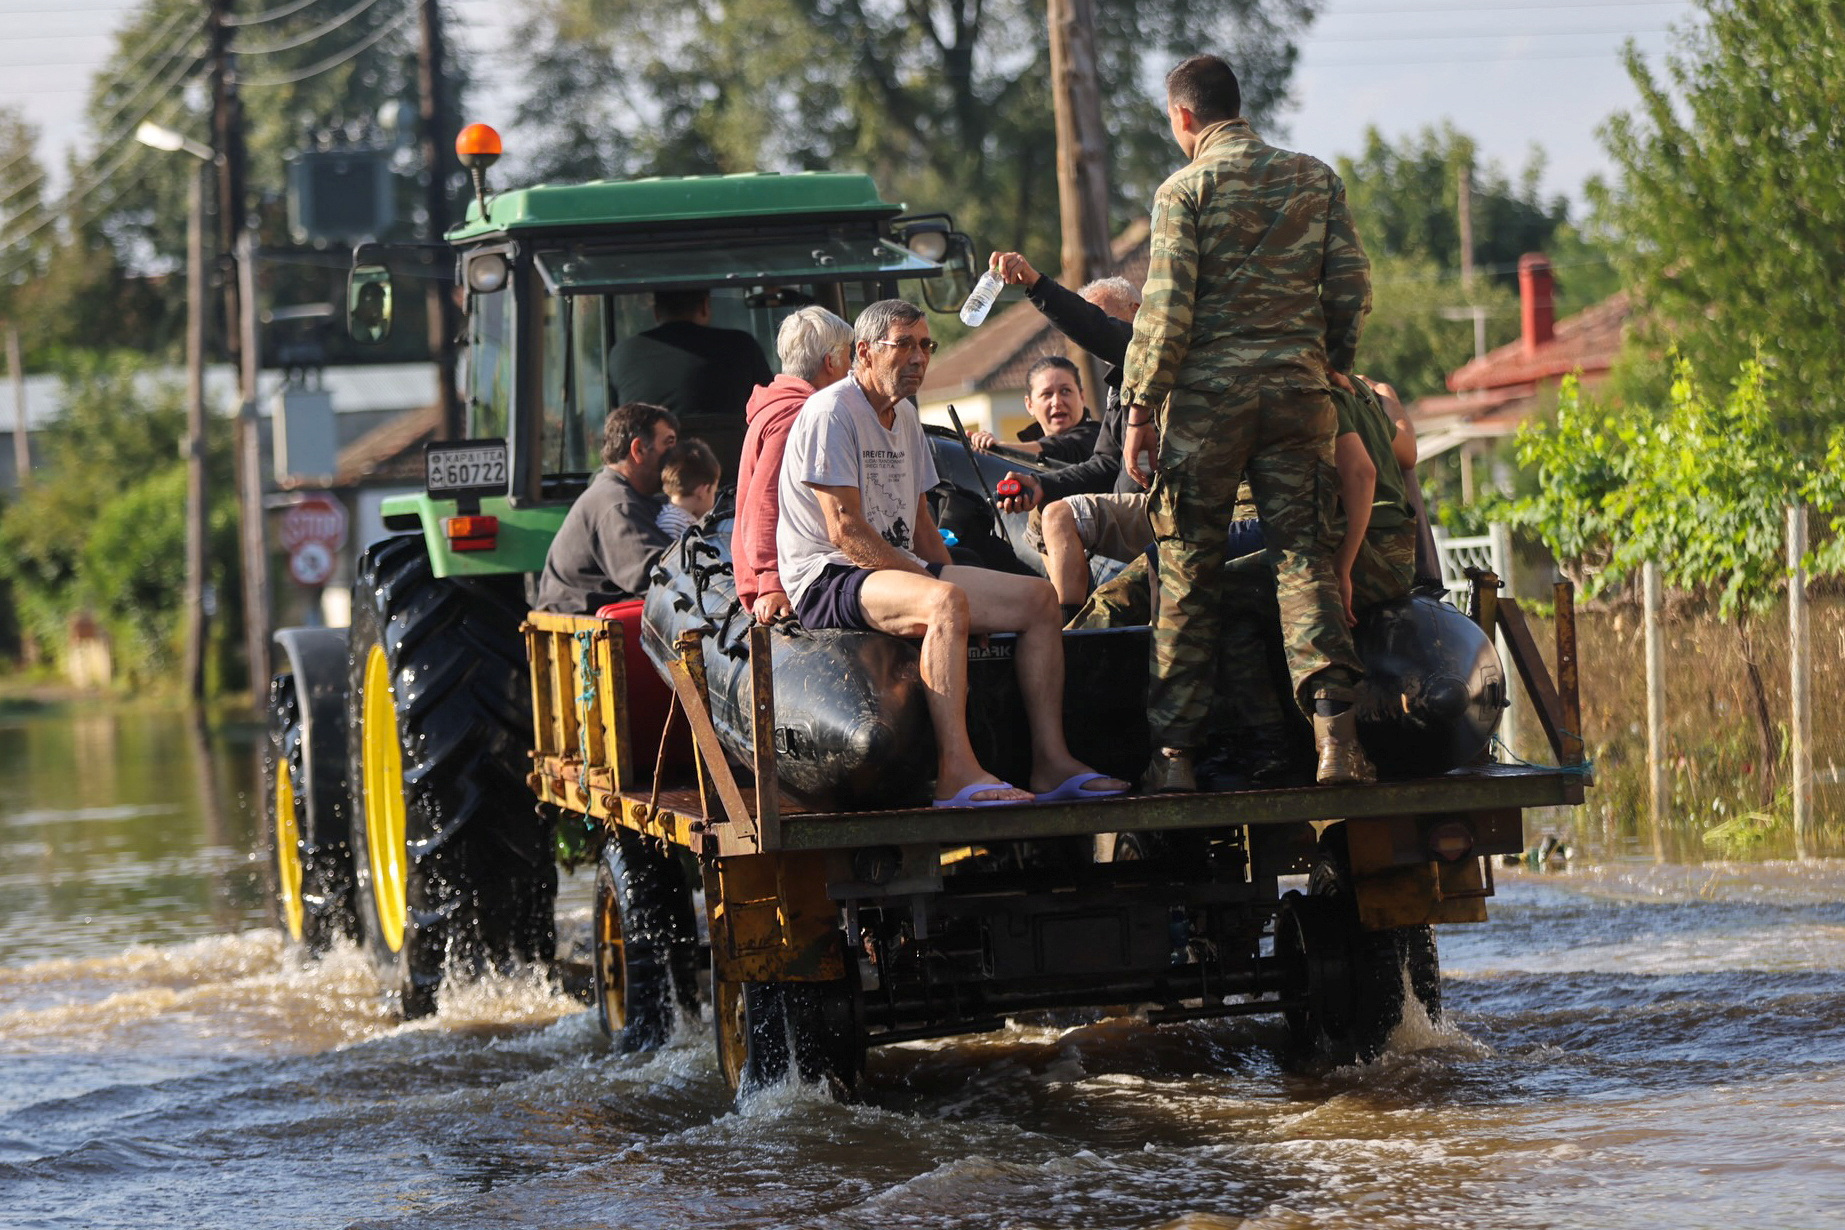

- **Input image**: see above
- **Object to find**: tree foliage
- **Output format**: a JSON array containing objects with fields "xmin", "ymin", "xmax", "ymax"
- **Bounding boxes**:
[
  {"xmin": 1513, "ymin": 353, "xmax": 1842, "ymax": 615},
  {"xmin": 506, "ymin": 0, "xmax": 1318, "ymax": 261},
  {"xmin": 1593, "ymin": 0, "xmax": 1845, "ymax": 440},
  {"xmin": 1333, "ymin": 123, "xmax": 1616, "ymax": 400},
  {"xmin": 1, "ymin": 0, "xmax": 462, "ymax": 365},
  {"xmin": 0, "ymin": 354, "xmax": 240, "ymax": 684}
]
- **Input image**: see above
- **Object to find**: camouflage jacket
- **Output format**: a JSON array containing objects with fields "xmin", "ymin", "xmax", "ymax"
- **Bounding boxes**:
[{"xmin": 1120, "ymin": 119, "xmax": 1371, "ymax": 410}]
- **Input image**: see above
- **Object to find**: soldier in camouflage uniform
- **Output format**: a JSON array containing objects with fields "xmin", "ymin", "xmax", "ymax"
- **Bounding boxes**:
[
  {"xmin": 1118, "ymin": 53, "xmax": 1373, "ymax": 790},
  {"xmin": 1209, "ymin": 377, "xmax": 1422, "ymax": 782}
]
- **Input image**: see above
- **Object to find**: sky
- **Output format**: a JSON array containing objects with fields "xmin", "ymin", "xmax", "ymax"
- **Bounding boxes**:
[{"xmin": 0, "ymin": 0, "xmax": 1701, "ymax": 219}]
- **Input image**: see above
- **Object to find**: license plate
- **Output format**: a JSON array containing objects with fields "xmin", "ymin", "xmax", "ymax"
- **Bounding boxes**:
[{"xmin": 425, "ymin": 440, "xmax": 508, "ymax": 497}]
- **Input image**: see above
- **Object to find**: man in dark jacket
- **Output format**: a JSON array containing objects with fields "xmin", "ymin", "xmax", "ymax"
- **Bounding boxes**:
[
  {"xmin": 609, "ymin": 289, "xmax": 773, "ymax": 422},
  {"xmin": 535, "ymin": 403, "xmax": 679, "ymax": 613}
]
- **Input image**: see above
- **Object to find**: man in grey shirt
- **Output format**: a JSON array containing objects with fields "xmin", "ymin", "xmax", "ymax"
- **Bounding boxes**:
[
  {"xmin": 776, "ymin": 299, "xmax": 1127, "ymax": 809},
  {"xmin": 535, "ymin": 403, "xmax": 679, "ymax": 613}
]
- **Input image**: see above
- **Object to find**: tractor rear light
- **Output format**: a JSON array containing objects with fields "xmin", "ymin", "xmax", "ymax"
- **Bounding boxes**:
[
  {"xmin": 1427, "ymin": 821, "xmax": 1474, "ymax": 862},
  {"xmin": 444, "ymin": 515, "xmax": 498, "ymax": 551}
]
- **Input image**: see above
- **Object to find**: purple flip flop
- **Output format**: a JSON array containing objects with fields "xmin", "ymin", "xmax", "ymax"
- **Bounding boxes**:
[
  {"xmin": 1034, "ymin": 772, "xmax": 1130, "ymax": 803},
  {"xmin": 933, "ymin": 781, "xmax": 1031, "ymax": 808}
]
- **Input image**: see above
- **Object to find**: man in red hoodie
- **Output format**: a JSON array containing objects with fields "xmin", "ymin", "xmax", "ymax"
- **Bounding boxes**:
[{"xmin": 732, "ymin": 305, "xmax": 854, "ymax": 622}]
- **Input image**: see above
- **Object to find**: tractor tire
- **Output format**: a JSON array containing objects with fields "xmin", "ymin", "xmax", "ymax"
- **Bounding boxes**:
[
  {"xmin": 263, "ymin": 672, "xmax": 356, "ymax": 954},
  {"xmin": 713, "ymin": 958, "xmax": 863, "ymax": 1099},
  {"xmin": 1275, "ymin": 822, "xmax": 1441, "ymax": 1063},
  {"xmin": 593, "ymin": 829, "xmax": 701, "ymax": 1052},
  {"xmin": 345, "ymin": 534, "xmax": 556, "ymax": 1018}
]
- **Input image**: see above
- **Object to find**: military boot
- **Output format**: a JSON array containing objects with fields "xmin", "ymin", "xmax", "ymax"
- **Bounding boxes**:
[
  {"xmin": 1313, "ymin": 709, "xmax": 1376, "ymax": 785},
  {"xmin": 1142, "ymin": 747, "xmax": 1197, "ymax": 794}
]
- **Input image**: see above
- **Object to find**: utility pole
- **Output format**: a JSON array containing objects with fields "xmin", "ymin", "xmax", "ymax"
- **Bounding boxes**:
[
  {"xmin": 1457, "ymin": 161, "xmax": 1475, "ymax": 293},
  {"xmin": 6, "ymin": 325, "xmax": 26, "ymax": 491},
  {"xmin": 419, "ymin": 0, "xmax": 463, "ymax": 441},
  {"xmin": 236, "ymin": 230, "xmax": 271, "ymax": 710},
  {"xmin": 1047, "ymin": 0, "xmax": 1111, "ymax": 398},
  {"xmin": 184, "ymin": 165, "xmax": 210, "ymax": 705},
  {"xmin": 207, "ymin": 0, "xmax": 245, "ymax": 371}
]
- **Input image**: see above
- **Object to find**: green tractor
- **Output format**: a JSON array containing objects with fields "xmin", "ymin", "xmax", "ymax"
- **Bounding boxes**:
[{"xmin": 262, "ymin": 131, "xmax": 977, "ymax": 1016}]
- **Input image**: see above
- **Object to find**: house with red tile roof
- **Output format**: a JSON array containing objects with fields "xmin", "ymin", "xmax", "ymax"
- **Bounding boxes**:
[
  {"xmin": 916, "ymin": 219, "xmax": 1150, "ymax": 439},
  {"xmin": 1412, "ymin": 254, "xmax": 1632, "ymax": 480}
]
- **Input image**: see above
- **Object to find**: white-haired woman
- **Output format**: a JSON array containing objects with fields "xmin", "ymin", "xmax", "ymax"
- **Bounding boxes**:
[{"xmin": 731, "ymin": 306, "xmax": 854, "ymax": 623}]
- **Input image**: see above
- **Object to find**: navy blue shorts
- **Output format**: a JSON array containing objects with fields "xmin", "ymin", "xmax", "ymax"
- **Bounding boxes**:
[{"xmin": 795, "ymin": 562, "xmax": 946, "ymax": 631}]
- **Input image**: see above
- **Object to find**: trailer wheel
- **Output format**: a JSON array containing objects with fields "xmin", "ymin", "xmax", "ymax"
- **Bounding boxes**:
[
  {"xmin": 346, "ymin": 534, "xmax": 556, "ymax": 1018},
  {"xmin": 1276, "ymin": 824, "xmax": 1441, "ymax": 1063},
  {"xmin": 594, "ymin": 830, "xmax": 700, "ymax": 1051},
  {"xmin": 713, "ymin": 961, "xmax": 862, "ymax": 1098},
  {"xmin": 263, "ymin": 672, "xmax": 354, "ymax": 953}
]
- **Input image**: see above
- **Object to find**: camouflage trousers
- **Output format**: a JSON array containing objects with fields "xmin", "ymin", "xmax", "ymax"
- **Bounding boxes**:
[
  {"xmin": 1146, "ymin": 385, "xmax": 1362, "ymax": 748},
  {"xmin": 1217, "ymin": 521, "xmax": 1419, "ymax": 743}
]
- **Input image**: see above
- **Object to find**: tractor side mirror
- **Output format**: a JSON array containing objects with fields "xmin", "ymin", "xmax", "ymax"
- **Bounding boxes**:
[
  {"xmin": 921, "ymin": 231, "xmax": 976, "ymax": 315},
  {"xmin": 347, "ymin": 264, "xmax": 394, "ymax": 344}
]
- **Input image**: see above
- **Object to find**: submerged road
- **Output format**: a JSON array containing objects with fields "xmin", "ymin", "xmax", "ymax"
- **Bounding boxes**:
[{"xmin": 2, "ymin": 704, "xmax": 1842, "ymax": 1229}]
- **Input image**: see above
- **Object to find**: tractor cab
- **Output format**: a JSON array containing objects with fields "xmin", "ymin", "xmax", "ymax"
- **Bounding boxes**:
[{"xmin": 347, "ymin": 127, "xmax": 977, "ymax": 580}]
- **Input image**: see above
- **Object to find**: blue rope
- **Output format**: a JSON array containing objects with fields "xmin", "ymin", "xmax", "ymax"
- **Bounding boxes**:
[{"xmin": 574, "ymin": 629, "xmax": 600, "ymax": 795}]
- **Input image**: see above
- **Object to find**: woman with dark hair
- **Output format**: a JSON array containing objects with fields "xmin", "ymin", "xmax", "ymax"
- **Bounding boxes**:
[{"xmin": 969, "ymin": 355, "xmax": 1100, "ymax": 464}]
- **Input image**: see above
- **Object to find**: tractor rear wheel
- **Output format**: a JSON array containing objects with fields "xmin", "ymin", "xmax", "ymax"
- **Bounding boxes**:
[{"xmin": 345, "ymin": 534, "xmax": 555, "ymax": 1018}]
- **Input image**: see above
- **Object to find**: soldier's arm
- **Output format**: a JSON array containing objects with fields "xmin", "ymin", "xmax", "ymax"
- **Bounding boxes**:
[
  {"xmin": 1321, "ymin": 174, "xmax": 1371, "ymax": 375},
  {"xmin": 1120, "ymin": 183, "xmax": 1199, "ymax": 411}
]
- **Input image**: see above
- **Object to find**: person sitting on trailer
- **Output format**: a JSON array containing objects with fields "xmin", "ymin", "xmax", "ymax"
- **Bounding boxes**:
[
  {"xmin": 733, "ymin": 306, "xmax": 854, "ymax": 624},
  {"xmin": 976, "ymin": 259, "xmax": 1160, "ymax": 610},
  {"xmin": 534, "ymin": 403, "xmax": 680, "ymax": 613},
  {"xmin": 775, "ymin": 298, "xmax": 1129, "ymax": 808},
  {"xmin": 966, "ymin": 354, "xmax": 1100, "ymax": 463},
  {"xmin": 608, "ymin": 288, "xmax": 774, "ymax": 422}
]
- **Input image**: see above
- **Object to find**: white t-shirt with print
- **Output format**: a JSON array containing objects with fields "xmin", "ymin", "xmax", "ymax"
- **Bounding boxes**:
[{"xmin": 776, "ymin": 374, "xmax": 941, "ymax": 609}]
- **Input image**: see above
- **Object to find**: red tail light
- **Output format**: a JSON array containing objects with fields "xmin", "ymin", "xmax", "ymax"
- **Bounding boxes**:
[{"xmin": 444, "ymin": 515, "xmax": 498, "ymax": 551}]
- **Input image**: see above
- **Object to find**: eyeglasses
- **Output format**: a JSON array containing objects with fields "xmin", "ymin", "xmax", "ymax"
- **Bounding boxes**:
[{"xmin": 872, "ymin": 337, "xmax": 939, "ymax": 356}]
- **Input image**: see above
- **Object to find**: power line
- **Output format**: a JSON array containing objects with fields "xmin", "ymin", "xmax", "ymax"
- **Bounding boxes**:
[
  {"xmin": 1310, "ymin": 25, "xmax": 1672, "ymax": 43},
  {"xmin": 224, "ymin": 0, "xmax": 328, "ymax": 27},
  {"xmin": 234, "ymin": 0, "xmax": 394, "ymax": 56},
  {"xmin": 241, "ymin": 3, "xmax": 415, "ymax": 87},
  {"xmin": 1303, "ymin": 37, "xmax": 1672, "ymax": 68}
]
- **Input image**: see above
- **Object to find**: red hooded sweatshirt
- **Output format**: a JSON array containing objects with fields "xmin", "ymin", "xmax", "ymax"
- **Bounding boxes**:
[{"xmin": 732, "ymin": 373, "xmax": 816, "ymax": 609}]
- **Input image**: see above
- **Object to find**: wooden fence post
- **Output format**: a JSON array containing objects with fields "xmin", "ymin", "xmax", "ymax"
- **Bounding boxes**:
[
  {"xmin": 1488, "ymin": 522, "xmax": 1521, "ymax": 759},
  {"xmin": 1643, "ymin": 560, "xmax": 1668, "ymax": 859},
  {"xmin": 1788, "ymin": 504, "xmax": 1811, "ymax": 860}
]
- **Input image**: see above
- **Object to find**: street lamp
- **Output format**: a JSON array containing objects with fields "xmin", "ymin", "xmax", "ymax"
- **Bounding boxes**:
[{"xmin": 135, "ymin": 121, "xmax": 215, "ymax": 705}]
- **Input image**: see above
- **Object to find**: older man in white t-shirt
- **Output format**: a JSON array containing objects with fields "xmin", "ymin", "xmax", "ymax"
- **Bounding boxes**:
[{"xmin": 777, "ymin": 299, "xmax": 1127, "ymax": 809}]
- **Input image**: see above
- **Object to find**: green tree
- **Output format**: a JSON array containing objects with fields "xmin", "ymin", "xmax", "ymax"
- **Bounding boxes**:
[
  {"xmin": 1511, "ymin": 354, "xmax": 1845, "ymax": 787},
  {"xmin": 1332, "ymin": 123, "xmax": 1616, "ymax": 400},
  {"xmin": 0, "ymin": 354, "xmax": 240, "ymax": 686},
  {"xmin": 1, "ymin": 0, "xmax": 464, "ymax": 363},
  {"xmin": 1594, "ymin": 0, "xmax": 1845, "ymax": 441},
  {"xmin": 505, "ymin": 0, "xmax": 1318, "ymax": 263}
]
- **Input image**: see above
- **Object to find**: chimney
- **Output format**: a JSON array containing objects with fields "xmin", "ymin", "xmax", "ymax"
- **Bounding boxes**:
[{"xmin": 1518, "ymin": 253, "xmax": 1554, "ymax": 355}]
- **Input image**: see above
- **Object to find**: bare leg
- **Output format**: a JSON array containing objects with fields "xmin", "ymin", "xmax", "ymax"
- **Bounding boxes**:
[
  {"xmin": 859, "ymin": 570, "xmax": 1031, "ymax": 803},
  {"xmin": 1040, "ymin": 499, "xmax": 1091, "ymax": 607},
  {"xmin": 941, "ymin": 565, "xmax": 1128, "ymax": 795}
]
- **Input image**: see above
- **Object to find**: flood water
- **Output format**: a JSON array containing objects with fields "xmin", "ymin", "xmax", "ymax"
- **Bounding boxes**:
[{"xmin": 4, "ymin": 699, "xmax": 1844, "ymax": 1229}]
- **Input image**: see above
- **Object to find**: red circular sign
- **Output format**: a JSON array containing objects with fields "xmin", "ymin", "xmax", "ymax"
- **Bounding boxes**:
[
  {"xmin": 280, "ymin": 494, "xmax": 348, "ymax": 552},
  {"xmin": 289, "ymin": 541, "xmax": 334, "ymax": 587}
]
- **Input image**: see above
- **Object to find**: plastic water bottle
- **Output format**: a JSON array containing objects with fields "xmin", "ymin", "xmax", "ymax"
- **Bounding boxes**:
[{"xmin": 958, "ymin": 268, "xmax": 1004, "ymax": 327}]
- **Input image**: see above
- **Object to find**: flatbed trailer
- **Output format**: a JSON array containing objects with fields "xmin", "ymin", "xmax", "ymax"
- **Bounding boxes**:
[{"xmin": 524, "ymin": 572, "xmax": 1589, "ymax": 1094}]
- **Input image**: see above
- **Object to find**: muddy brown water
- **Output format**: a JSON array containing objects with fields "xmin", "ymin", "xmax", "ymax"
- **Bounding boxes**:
[{"xmin": 3, "ymin": 701, "xmax": 1844, "ymax": 1229}]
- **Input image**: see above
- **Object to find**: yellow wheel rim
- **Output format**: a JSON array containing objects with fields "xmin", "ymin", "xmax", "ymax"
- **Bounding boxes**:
[
  {"xmin": 361, "ymin": 644, "xmax": 408, "ymax": 953},
  {"xmin": 274, "ymin": 756, "xmax": 306, "ymax": 942},
  {"xmin": 595, "ymin": 871, "xmax": 628, "ymax": 1033},
  {"xmin": 714, "ymin": 976, "xmax": 748, "ymax": 1092}
]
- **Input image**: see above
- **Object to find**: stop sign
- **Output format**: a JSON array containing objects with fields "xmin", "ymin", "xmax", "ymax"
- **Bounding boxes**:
[{"xmin": 280, "ymin": 494, "xmax": 348, "ymax": 552}]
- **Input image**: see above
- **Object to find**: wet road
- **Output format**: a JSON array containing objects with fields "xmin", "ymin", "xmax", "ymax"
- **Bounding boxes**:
[{"xmin": 3, "ymin": 701, "xmax": 1843, "ymax": 1229}]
